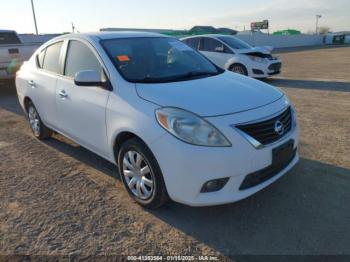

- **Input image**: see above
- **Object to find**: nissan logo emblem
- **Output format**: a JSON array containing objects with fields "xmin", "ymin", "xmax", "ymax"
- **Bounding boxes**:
[{"xmin": 274, "ymin": 120, "xmax": 285, "ymax": 135}]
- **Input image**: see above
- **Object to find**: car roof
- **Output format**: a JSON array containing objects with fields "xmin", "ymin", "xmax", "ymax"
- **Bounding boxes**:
[
  {"xmin": 51, "ymin": 31, "xmax": 169, "ymax": 43},
  {"xmin": 181, "ymin": 34, "xmax": 234, "ymax": 40},
  {"xmin": 0, "ymin": 29, "xmax": 17, "ymax": 33}
]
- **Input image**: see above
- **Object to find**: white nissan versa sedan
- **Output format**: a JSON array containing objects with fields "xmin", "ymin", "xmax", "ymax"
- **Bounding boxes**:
[
  {"xmin": 181, "ymin": 35, "xmax": 282, "ymax": 78},
  {"xmin": 16, "ymin": 32, "xmax": 299, "ymax": 208}
]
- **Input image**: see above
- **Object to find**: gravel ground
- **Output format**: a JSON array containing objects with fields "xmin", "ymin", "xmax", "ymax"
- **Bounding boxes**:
[{"xmin": 0, "ymin": 46, "xmax": 350, "ymax": 259}]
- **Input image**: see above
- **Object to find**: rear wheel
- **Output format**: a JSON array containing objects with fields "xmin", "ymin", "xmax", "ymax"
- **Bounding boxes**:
[
  {"xmin": 230, "ymin": 64, "xmax": 248, "ymax": 76},
  {"xmin": 27, "ymin": 102, "xmax": 52, "ymax": 140},
  {"xmin": 118, "ymin": 138, "xmax": 168, "ymax": 209}
]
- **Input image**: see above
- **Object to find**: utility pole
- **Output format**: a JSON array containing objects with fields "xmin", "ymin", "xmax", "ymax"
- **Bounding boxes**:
[
  {"xmin": 30, "ymin": 0, "xmax": 39, "ymax": 35},
  {"xmin": 316, "ymin": 14, "xmax": 322, "ymax": 35}
]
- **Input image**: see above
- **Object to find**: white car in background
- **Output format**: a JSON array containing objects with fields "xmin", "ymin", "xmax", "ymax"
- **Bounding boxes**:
[
  {"xmin": 16, "ymin": 32, "xmax": 299, "ymax": 208},
  {"xmin": 0, "ymin": 30, "xmax": 40, "ymax": 79},
  {"xmin": 182, "ymin": 35, "xmax": 282, "ymax": 78}
]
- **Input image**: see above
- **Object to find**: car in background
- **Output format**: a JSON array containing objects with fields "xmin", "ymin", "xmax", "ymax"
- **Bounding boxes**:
[
  {"xmin": 16, "ymin": 32, "xmax": 299, "ymax": 208},
  {"xmin": 181, "ymin": 35, "xmax": 282, "ymax": 78},
  {"xmin": 0, "ymin": 30, "xmax": 41, "ymax": 79}
]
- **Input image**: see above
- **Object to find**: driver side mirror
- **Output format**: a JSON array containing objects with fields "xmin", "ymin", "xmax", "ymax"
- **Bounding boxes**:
[{"xmin": 74, "ymin": 70, "xmax": 112, "ymax": 90}]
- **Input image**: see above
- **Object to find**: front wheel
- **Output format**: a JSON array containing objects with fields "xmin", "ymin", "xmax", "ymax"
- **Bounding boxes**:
[
  {"xmin": 118, "ymin": 138, "xmax": 169, "ymax": 209},
  {"xmin": 230, "ymin": 64, "xmax": 248, "ymax": 76}
]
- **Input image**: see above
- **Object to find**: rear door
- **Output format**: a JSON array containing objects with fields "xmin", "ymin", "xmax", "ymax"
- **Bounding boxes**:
[
  {"xmin": 55, "ymin": 39, "xmax": 110, "ymax": 157},
  {"xmin": 199, "ymin": 37, "xmax": 234, "ymax": 68},
  {"xmin": 27, "ymin": 41, "xmax": 63, "ymax": 128}
]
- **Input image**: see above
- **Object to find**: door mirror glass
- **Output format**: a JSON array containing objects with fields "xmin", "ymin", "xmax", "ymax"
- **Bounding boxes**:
[{"xmin": 74, "ymin": 70, "xmax": 103, "ymax": 86}]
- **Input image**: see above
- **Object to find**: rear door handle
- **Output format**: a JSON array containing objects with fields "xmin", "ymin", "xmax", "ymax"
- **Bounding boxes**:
[
  {"xmin": 58, "ymin": 90, "xmax": 68, "ymax": 98},
  {"xmin": 28, "ymin": 80, "xmax": 36, "ymax": 88}
]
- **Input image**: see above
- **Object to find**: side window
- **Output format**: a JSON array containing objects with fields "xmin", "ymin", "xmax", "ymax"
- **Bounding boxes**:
[
  {"xmin": 42, "ymin": 41, "xmax": 63, "ymax": 74},
  {"xmin": 184, "ymin": 38, "xmax": 200, "ymax": 50},
  {"xmin": 0, "ymin": 32, "xmax": 21, "ymax": 45},
  {"xmin": 37, "ymin": 49, "xmax": 46, "ymax": 68},
  {"xmin": 200, "ymin": 38, "xmax": 224, "ymax": 52},
  {"xmin": 64, "ymin": 40, "xmax": 102, "ymax": 78},
  {"xmin": 223, "ymin": 45, "xmax": 234, "ymax": 54}
]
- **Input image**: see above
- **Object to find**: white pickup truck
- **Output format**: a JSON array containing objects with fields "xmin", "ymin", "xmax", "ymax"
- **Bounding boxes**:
[{"xmin": 0, "ymin": 30, "xmax": 41, "ymax": 79}]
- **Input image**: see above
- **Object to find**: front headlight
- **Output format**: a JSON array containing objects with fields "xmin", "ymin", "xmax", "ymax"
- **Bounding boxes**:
[
  {"xmin": 155, "ymin": 107, "xmax": 231, "ymax": 147},
  {"xmin": 248, "ymin": 55, "xmax": 267, "ymax": 64},
  {"xmin": 284, "ymin": 96, "xmax": 298, "ymax": 129}
]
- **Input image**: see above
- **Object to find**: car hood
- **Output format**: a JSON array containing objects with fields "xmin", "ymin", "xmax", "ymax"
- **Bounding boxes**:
[
  {"xmin": 136, "ymin": 71, "xmax": 284, "ymax": 117},
  {"xmin": 236, "ymin": 46, "xmax": 273, "ymax": 55}
]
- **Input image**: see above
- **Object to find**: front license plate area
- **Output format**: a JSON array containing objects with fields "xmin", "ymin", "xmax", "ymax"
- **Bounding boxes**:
[
  {"xmin": 272, "ymin": 140, "xmax": 295, "ymax": 170},
  {"xmin": 240, "ymin": 139, "xmax": 296, "ymax": 190}
]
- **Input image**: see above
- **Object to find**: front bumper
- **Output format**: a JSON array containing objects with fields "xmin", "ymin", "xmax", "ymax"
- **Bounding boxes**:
[
  {"xmin": 149, "ymin": 98, "xmax": 299, "ymax": 207},
  {"xmin": 249, "ymin": 59, "xmax": 282, "ymax": 78}
]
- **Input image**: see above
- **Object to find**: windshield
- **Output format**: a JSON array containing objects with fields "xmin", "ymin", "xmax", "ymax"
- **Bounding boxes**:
[
  {"xmin": 217, "ymin": 36, "xmax": 252, "ymax": 50},
  {"xmin": 101, "ymin": 37, "xmax": 222, "ymax": 83}
]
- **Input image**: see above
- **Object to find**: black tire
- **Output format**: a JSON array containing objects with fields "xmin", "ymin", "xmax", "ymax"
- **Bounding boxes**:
[
  {"xmin": 26, "ymin": 101, "xmax": 52, "ymax": 140},
  {"xmin": 230, "ymin": 64, "xmax": 248, "ymax": 76},
  {"xmin": 118, "ymin": 138, "xmax": 169, "ymax": 209}
]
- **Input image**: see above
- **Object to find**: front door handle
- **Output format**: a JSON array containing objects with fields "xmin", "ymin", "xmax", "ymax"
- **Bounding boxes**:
[
  {"xmin": 28, "ymin": 80, "xmax": 36, "ymax": 88},
  {"xmin": 58, "ymin": 90, "xmax": 68, "ymax": 98}
]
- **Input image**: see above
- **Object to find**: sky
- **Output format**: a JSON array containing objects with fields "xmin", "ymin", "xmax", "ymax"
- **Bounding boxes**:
[{"xmin": 1, "ymin": 0, "xmax": 349, "ymax": 34}]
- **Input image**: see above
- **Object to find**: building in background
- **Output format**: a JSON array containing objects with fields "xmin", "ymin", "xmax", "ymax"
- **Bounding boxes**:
[
  {"xmin": 189, "ymin": 26, "xmax": 237, "ymax": 35},
  {"xmin": 188, "ymin": 26, "xmax": 217, "ymax": 34},
  {"xmin": 273, "ymin": 29, "xmax": 301, "ymax": 36},
  {"xmin": 101, "ymin": 26, "xmax": 238, "ymax": 37},
  {"xmin": 18, "ymin": 34, "xmax": 60, "ymax": 43},
  {"xmin": 325, "ymin": 31, "xmax": 350, "ymax": 44},
  {"xmin": 237, "ymin": 30, "xmax": 265, "ymax": 35}
]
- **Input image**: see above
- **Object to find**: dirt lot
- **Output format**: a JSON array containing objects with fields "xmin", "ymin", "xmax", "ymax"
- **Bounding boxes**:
[{"xmin": 0, "ymin": 46, "xmax": 350, "ymax": 258}]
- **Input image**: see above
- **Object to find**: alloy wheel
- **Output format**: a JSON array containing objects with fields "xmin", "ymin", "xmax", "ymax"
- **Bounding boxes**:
[
  {"xmin": 231, "ymin": 65, "xmax": 246, "ymax": 75},
  {"xmin": 28, "ymin": 106, "xmax": 40, "ymax": 136}
]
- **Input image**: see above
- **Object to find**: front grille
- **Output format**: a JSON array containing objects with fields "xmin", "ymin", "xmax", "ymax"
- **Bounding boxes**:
[
  {"xmin": 268, "ymin": 62, "xmax": 282, "ymax": 71},
  {"xmin": 236, "ymin": 107, "xmax": 292, "ymax": 146}
]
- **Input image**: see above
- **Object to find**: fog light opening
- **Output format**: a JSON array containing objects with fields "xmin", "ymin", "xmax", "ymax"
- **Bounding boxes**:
[{"xmin": 200, "ymin": 178, "xmax": 229, "ymax": 193}]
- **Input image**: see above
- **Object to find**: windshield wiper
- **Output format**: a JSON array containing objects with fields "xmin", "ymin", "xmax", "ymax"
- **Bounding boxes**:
[
  {"xmin": 136, "ymin": 71, "xmax": 219, "ymax": 83},
  {"xmin": 181, "ymin": 71, "xmax": 219, "ymax": 78}
]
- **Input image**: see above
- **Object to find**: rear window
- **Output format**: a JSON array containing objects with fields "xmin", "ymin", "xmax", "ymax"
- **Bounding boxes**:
[
  {"xmin": 0, "ymin": 32, "xmax": 21, "ymax": 45},
  {"xmin": 42, "ymin": 41, "xmax": 63, "ymax": 74}
]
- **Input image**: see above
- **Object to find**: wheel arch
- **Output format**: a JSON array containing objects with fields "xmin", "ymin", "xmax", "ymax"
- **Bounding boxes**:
[
  {"xmin": 228, "ymin": 62, "xmax": 249, "ymax": 76},
  {"xmin": 228, "ymin": 62, "xmax": 248, "ymax": 71},
  {"xmin": 113, "ymin": 131, "xmax": 149, "ymax": 163},
  {"xmin": 23, "ymin": 96, "xmax": 33, "ymax": 114}
]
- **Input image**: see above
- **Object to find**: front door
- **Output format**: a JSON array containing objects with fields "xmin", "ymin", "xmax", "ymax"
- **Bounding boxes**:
[
  {"xmin": 55, "ymin": 40, "xmax": 110, "ymax": 157},
  {"xmin": 199, "ymin": 37, "xmax": 234, "ymax": 68}
]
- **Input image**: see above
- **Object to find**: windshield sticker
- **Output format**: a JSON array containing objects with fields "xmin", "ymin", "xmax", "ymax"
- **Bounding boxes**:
[
  {"xmin": 169, "ymin": 41, "xmax": 193, "ymax": 51},
  {"xmin": 117, "ymin": 55, "xmax": 130, "ymax": 62}
]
